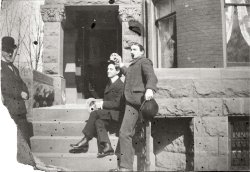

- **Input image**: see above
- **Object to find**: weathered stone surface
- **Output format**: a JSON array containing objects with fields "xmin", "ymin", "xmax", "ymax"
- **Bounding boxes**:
[
  {"xmin": 194, "ymin": 117, "xmax": 228, "ymax": 137},
  {"xmin": 198, "ymin": 98, "xmax": 223, "ymax": 117},
  {"xmin": 53, "ymin": 76, "xmax": 66, "ymax": 105},
  {"xmin": 156, "ymin": 152, "xmax": 186, "ymax": 171},
  {"xmin": 154, "ymin": 68, "xmax": 201, "ymax": 79},
  {"xmin": 194, "ymin": 155, "xmax": 228, "ymax": 171},
  {"xmin": 41, "ymin": 5, "xmax": 65, "ymax": 22},
  {"xmin": 220, "ymin": 68, "xmax": 250, "ymax": 79},
  {"xmin": 118, "ymin": 5, "xmax": 142, "ymax": 22},
  {"xmin": 193, "ymin": 80, "xmax": 225, "ymax": 97},
  {"xmin": 163, "ymin": 135, "xmax": 186, "ymax": 153},
  {"xmin": 222, "ymin": 80, "xmax": 250, "ymax": 97},
  {"xmin": 123, "ymin": 34, "xmax": 142, "ymax": 48},
  {"xmin": 43, "ymin": 63, "xmax": 59, "ymax": 74},
  {"xmin": 218, "ymin": 136, "xmax": 228, "ymax": 156},
  {"xmin": 156, "ymin": 79, "xmax": 194, "ymax": 98},
  {"xmin": 45, "ymin": 0, "xmax": 134, "ymax": 5},
  {"xmin": 43, "ymin": 51, "xmax": 58, "ymax": 63},
  {"xmin": 195, "ymin": 137, "xmax": 218, "ymax": 155},
  {"xmin": 44, "ymin": 23, "xmax": 61, "ymax": 37},
  {"xmin": 223, "ymin": 98, "xmax": 250, "ymax": 115},
  {"xmin": 156, "ymin": 98, "xmax": 198, "ymax": 117}
]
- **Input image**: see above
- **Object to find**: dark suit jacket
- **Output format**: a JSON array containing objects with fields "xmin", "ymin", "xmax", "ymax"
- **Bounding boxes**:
[
  {"xmin": 121, "ymin": 56, "xmax": 158, "ymax": 106},
  {"xmin": 97, "ymin": 78, "xmax": 124, "ymax": 122},
  {"xmin": 1, "ymin": 60, "xmax": 29, "ymax": 116}
]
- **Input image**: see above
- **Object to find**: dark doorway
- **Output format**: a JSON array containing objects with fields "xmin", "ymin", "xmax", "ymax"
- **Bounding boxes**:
[{"xmin": 65, "ymin": 6, "xmax": 122, "ymax": 99}]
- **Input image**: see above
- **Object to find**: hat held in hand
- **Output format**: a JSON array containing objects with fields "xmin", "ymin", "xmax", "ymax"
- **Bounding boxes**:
[{"xmin": 140, "ymin": 99, "xmax": 159, "ymax": 121}]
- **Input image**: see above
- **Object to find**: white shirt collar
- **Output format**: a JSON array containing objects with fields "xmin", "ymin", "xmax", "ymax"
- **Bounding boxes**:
[{"xmin": 110, "ymin": 75, "xmax": 119, "ymax": 83}]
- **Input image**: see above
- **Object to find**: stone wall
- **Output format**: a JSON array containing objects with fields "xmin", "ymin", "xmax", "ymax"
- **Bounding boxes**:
[
  {"xmin": 176, "ymin": 0, "xmax": 224, "ymax": 68},
  {"xmin": 154, "ymin": 68, "xmax": 250, "ymax": 171}
]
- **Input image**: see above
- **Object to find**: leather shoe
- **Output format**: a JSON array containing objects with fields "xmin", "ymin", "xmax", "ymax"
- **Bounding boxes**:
[
  {"xmin": 70, "ymin": 137, "xmax": 89, "ymax": 149},
  {"xmin": 97, "ymin": 142, "xmax": 114, "ymax": 158}
]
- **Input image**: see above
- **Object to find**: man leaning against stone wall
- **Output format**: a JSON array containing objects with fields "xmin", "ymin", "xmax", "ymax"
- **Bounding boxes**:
[{"xmin": 0, "ymin": 36, "xmax": 35, "ymax": 166}]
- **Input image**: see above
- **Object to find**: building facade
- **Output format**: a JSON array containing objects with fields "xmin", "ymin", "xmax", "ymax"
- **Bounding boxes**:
[{"xmin": 1, "ymin": 0, "xmax": 250, "ymax": 171}]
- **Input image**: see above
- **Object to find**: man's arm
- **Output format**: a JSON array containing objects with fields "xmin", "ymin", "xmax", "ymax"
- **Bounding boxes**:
[{"xmin": 141, "ymin": 58, "xmax": 158, "ymax": 92}]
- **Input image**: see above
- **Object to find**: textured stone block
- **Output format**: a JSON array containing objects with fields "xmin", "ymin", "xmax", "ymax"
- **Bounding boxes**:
[
  {"xmin": 193, "ymin": 80, "xmax": 224, "ymax": 97},
  {"xmin": 220, "ymin": 68, "xmax": 250, "ymax": 79},
  {"xmin": 156, "ymin": 152, "xmax": 186, "ymax": 171},
  {"xmin": 156, "ymin": 98, "xmax": 198, "ymax": 117},
  {"xmin": 43, "ymin": 50, "xmax": 59, "ymax": 63},
  {"xmin": 198, "ymin": 98, "xmax": 223, "ymax": 117},
  {"xmin": 43, "ymin": 63, "xmax": 59, "ymax": 75},
  {"xmin": 154, "ymin": 68, "xmax": 200, "ymax": 79},
  {"xmin": 199, "ymin": 68, "xmax": 221, "ymax": 79},
  {"xmin": 195, "ymin": 137, "xmax": 218, "ymax": 155},
  {"xmin": 223, "ymin": 98, "xmax": 250, "ymax": 115},
  {"xmin": 222, "ymin": 80, "xmax": 250, "ymax": 97},
  {"xmin": 156, "ymin": 79, "xmax": 194, "ymax": 98},
  {"xmin": 194, "ymin": 155, "xmax": 228, "ymax": 171},
  {"xmin": 194, "ymin": 117, "xmax": 228, "ymax": 137},
  {"xmin": 218, "ymin": 136, "xmax": 228, "ymax": 156}
]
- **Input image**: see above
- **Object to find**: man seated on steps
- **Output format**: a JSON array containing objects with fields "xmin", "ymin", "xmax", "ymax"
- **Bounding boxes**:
[{"xmin": 70, "ymin": 58, "xmax": 124, "ymax": 158}]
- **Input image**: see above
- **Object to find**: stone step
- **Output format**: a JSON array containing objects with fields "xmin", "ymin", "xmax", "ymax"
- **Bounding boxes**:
[
  {"xmin": 32, "ymin": 105, "xmax": 90, "ymax": 121},
  {"xmin": 32, "ymin": 121, "xmax": 86, "ymax": 136},
  {"xmin": 31, "ymin": 136, "xmax": 118, "ymax": 154},
  {"xmin": 33, "ymin": 153, "xmax": 118, "ymax": 172}
]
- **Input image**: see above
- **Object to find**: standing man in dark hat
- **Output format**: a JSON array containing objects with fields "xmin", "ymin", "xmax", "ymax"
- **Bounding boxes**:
[
  {"xmin": 110, "ymin": 43, "xmax": 158, "ymax": 171},
  {"xmin": 1, "ymin": 36, "xmax": 34, "ymax": 166},
  {"xmin": 1, "ymin": 36, "xmax": 29, "ymax": 123}
]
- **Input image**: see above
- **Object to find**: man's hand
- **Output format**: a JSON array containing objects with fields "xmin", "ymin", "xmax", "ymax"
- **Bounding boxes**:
[
  {"xmin": 145, "ymin": 89, "xmax": 154, "ymax": 101},
  {"xmin": 95, "ymin": 101, "xmax": 103, "ymax": 109},
  {"xmin": 110, "ymin": 53, "xmax": 123, "ymax": 67},
  {"xmin": 21, "ymin": 91, "xmax": 28, "ymax": 100}
]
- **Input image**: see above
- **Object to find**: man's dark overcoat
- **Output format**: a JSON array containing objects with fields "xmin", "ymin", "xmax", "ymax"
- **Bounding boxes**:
[
  {"xmin": 121, "ymin": 56, "xmax": 158, "ymax": 106},
  {"xmin": 95, "ymin": 78, "xmax": 124, "ymax": 122},
  {"xmin": 1, "ymin": 60, "xmax": 29, "ymax": 116}
]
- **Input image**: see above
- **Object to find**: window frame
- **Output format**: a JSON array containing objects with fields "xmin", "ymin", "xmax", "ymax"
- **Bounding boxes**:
[
  {"xmin": 153, "ymin": 0, "xmax": 177, "ymax": 68},
  {"xmin": 222, "ymin": 0, "xmax": 250, "ymax": 67}
]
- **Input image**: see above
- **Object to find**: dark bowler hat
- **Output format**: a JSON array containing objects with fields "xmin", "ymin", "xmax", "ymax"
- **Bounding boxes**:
[
  {"xmin": 2, "ymin": 36, "xmax": 17, "ymax": 52},
  {"xmin": 140, "ymin": 99, "xmax": 159, "ymax": 121}
]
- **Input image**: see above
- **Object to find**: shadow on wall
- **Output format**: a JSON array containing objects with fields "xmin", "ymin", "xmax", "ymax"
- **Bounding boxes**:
[{"xmin": 152, "ymin": 118, "xmax": 194, "ymax": 171}]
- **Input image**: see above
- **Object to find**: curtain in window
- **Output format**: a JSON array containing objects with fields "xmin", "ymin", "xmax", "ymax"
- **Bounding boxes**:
[{"xmin": 158, "ymin": 17, "xmax": 175, "ymax": 68}]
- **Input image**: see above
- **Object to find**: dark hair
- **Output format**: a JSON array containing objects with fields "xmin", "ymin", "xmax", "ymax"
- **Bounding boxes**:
[
  {"xmin": 107, "ymin": 60, "xmax": 121, "ymax": 76},
  {"xmin": 130, "ymin": 42, "xmax": 144, "ymax": 52}
]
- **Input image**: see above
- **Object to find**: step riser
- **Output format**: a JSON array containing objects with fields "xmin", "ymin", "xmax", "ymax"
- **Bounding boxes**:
[
  {"xmin": 33, "ymin": 122, "xmax": 86, "ymax": 136},
  {"xmin": 35, "ymin": 155, "xmax": 118, "ymax": 171},
  {"xmin": 31, "ymin": 137, "xmax": 118, "ymax": 153},
  {"xmin": 33, "ymin": 109, "xmax": 90, "ymax": 121}
]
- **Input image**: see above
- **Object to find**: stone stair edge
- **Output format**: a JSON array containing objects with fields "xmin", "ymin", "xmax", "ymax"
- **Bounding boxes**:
[
  {"xmin": 33, "ymin": 152, "xmax": 118, "ymax": 158},
  {"xmin": 31, "ymin": 135, "xmax": 118, "ymax": 140},
  {"xmin": 32, "ymin": 121, "xmax": 86, "ymax": 124}
]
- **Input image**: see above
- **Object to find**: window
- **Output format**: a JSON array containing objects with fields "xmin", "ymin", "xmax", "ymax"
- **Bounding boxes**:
[
  {"xmin": 229, "ymin": 117, "xmax": 249, "ymax": 170},
  {"xmin": 154, "ymin": 0, "xmax": 177, "ymax": 68},
  {"xmin": 225, "ymin": 0, "xmax": 250, "ymax": 67}
]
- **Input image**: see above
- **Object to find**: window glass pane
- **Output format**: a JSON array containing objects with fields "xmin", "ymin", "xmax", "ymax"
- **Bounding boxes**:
[
  {"xmin": 225, "ymin": 2, "xmax": 250, "ymax": 66},
  {"xmin": 157, "ymin": 16, "xmax": 176, "ymax": 68},
  {"xmin": 155, "ymin": 0, "xmax": 175, "ymax": 19}
]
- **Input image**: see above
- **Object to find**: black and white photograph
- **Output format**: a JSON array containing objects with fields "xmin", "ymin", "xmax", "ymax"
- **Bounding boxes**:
[{"xmin": 0, "ymin": 0, "xmax": 249, "ymax": 171}]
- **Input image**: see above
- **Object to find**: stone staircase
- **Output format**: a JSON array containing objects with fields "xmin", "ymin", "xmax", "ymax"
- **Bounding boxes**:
[{"xmin": 30, "ymin": 104, "xmax": 120, "ymax": 171}]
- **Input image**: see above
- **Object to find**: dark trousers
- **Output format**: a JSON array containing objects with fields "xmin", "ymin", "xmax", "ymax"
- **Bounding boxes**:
[
  {"xmin": 82, "ymin": 110, "xmax": 111, "ymax": 144},
  {"xmin": 119, "ymin": 103, "xmax": 140, "ymax": 170}
]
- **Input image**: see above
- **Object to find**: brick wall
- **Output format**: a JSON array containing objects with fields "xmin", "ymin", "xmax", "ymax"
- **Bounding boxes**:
[{"xmin": 176, "ymin": 0, "xmax": 224, "ymax": 68}]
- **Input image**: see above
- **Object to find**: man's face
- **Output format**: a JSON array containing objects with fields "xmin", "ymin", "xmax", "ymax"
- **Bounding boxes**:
[
  {"xmin": 130, "ymin": 45, "xmax": 144, "ymax": 59},
  {"xmin": 107, "ymin": 63, "xmax": 119, "ymax": 78},
  {"xmin": 1, "ymin": 49, "xmax": 15, "ymax": 63}
]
